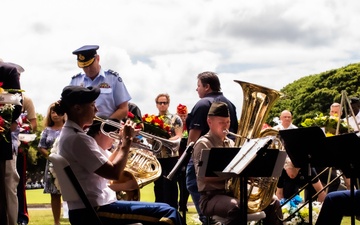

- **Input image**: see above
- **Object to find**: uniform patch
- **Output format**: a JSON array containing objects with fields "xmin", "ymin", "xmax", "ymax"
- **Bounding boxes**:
[
  {"xmin": 107, "ymin": 69, "xmax": 119, "ymax": 76},
  {"xmin": 99, "ymin": 82, "xmax": 111, "ymax": 88},
  {"xmin": 71, "ymin": 73, "xmax": 82, "ymax": 79},
  {"xmin": 107, "ymin": 69, "xmax": 122, "ymax": 82}
]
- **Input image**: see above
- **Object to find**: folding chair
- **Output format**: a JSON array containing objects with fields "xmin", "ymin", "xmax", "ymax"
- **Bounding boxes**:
[{"xmin": 49, "ymin": 153, "xmax": 103, "ymax": 225}]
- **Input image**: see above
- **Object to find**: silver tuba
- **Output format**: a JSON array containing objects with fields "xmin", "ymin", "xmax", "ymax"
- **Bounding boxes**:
[{"xmin": 226, "ymin": 80, "xmax": 284, "ymax": 213}]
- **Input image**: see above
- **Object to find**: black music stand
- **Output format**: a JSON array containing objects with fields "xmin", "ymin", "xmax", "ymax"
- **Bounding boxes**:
[
  {"xmin": 279, "ymin": 127, "xmax": 360, "ymax": 225},
  {"xmin": 322, "ymin": 132, "xmax": 360, "ymax": 225},
  {"xmin": 198, "ymin": 141, "xmax": 286, "ymax": 225}
]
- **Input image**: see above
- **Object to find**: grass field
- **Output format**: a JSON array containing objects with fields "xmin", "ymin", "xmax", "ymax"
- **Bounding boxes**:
[
  {"xmin": 26, "ymin": 185, "xmax": 357, "ymax": 225},
  {"xmin": 27, "ymin": 183, "xmax": 202, "ymax": 225}
]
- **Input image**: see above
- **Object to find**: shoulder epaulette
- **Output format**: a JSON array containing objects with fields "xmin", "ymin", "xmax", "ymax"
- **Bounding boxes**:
[
  {"xmin": 107, "ymin": 69, "xmax": 119, "ymax": 76},
  {"xmin": 71, "ymin": 73, "xmax": 82, "ymax": 79}
]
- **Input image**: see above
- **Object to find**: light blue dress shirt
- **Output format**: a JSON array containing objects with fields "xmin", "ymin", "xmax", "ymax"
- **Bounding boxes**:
[{"xmin": 70, "ymin": 68, "xmax": 131, "ymax": 117}]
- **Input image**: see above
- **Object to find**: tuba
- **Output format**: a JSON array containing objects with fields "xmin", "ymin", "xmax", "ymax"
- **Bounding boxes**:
[{"xmin": 227, "ymin": 80, "xmax": 283, "ymax": 213}]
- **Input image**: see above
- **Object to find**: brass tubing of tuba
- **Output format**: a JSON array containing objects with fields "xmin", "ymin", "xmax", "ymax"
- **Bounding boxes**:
[{"xmin": 227, "ymin": 80, "xmax": 283, "ymax": 213}]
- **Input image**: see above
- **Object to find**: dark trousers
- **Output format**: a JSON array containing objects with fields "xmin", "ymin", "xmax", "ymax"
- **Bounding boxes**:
[
  {"xmin": 16, "ymin": 149, "xmax": 29, "ymax": 223},
  {"xmin": 316, "ymin": 190, "xmax": 360, "ymax": 225},
  {"xmin": 154, "ymin": 157, "xmax": 179, "ymax": 209},
  {"xmin": 178, "ymin": 170, "xmax": 189, "ymax": 211},
  {"xmin": 69, "ymin": 201, "xmax": 185, "ymax": 225}
]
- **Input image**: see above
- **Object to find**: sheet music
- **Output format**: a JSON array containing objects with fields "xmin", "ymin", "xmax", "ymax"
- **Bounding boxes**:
[{"xmin": 223, "ymin": 136, "xmax": 274, "ymax": 174}]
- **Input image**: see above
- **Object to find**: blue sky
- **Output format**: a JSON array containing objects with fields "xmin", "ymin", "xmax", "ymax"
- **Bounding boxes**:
[{"xmin": 1, "ymin": 0, "xmax": 360, "ymax": 117}]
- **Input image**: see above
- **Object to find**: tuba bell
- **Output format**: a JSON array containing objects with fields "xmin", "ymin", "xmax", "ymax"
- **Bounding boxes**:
[{"xmin": 226, "ymin": 80, "xmax": 284, "ymax": 213}]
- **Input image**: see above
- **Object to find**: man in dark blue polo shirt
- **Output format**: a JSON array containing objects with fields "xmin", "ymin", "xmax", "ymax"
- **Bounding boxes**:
[{"xmin": 185, "ymin": 71, "xmax": 238, "ymax": 224}]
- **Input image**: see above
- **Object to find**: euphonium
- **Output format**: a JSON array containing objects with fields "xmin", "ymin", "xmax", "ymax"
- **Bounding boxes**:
[
  {"xmin": 227, "ymin": 80, "xmax": 284, "ymax": 213},
  {"xmin": 93, "ymin": 116, "xmax": 162, "ymax": 200}
]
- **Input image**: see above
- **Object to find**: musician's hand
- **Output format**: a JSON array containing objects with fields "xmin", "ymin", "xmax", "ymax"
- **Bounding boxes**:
[{"xmin": 121, "ymin": 119, "xmax": 136, "ymax": 142}]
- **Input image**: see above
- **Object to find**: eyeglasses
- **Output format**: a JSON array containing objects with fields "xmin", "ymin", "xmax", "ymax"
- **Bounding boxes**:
[{"xmin": 157, "ymin": 102, "xmax": 169, "ymax": 105}]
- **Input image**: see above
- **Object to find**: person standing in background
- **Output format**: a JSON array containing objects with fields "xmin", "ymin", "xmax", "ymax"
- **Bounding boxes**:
[
  {"xmin": 0, "ymin": 59, "xmax": 23, "ymax": 225},
  {"xmin": 273, "ymin": 110, "xmax": 297, "ymax": 130},
  {"xmin": 37, "ymin": 102, "xmax": 66, "ymax": 225},
  {"xmin": 347, "ymin": 97, "xmax": 360, "ymax": 132},
  {"xmin": 70, "ymin": 45, "xmax": 131, "ymax": 120},
  {"xmin": 185, "ymin": 71, "xmax": 238, "ymax": 225},
  {"xmin": 315, "ymin": 103, "xmax": 342, "ymax": 193},
  {"xmin": 151, "ymin": 93, "xmax": 183, "ymax": 209},
  {"xmin": 7, "ymin": 62, "xmax": 38, "ymax": 225},
  {"xmin": 329, "ymin": 102, "xmax": 342, "ymax": 117},
  {"xmin": 176, "ymin": 104, "xmax": 190, "ymax": 213},
  {"xmin": 15, "ymin": 95, "xmax": 37, "ymax": 225}
]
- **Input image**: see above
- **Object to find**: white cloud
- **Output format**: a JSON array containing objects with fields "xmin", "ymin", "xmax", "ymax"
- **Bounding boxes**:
[{"xmin": 1, "ymin": 0, "xmax": 360, "ymax": 118}]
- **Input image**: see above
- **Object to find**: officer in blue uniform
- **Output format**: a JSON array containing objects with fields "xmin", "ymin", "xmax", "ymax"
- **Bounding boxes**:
[{"xmin": 70, "ymin": 45, "xmax": 131, "ymax": 120}]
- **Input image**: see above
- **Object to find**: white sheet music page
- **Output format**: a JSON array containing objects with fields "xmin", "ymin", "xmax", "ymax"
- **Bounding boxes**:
[{"xmin": 222, "ymin": 136, "xmax": 274, "ymax": 174}]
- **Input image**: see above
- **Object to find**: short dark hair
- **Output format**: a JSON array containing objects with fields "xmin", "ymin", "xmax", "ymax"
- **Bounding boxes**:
[{"xmin": 197, "ymin": 71, "xmax": 221, "ymax": 92}]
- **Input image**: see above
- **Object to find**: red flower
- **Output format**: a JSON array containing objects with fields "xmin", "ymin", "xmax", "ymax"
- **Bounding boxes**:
[{"xmin": 128, "ymin": 111, "xmax": 135, "ymax": 119}]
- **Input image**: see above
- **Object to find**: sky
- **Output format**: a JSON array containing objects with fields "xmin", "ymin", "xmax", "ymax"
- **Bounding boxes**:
[{"xmin": 1, "ymin": 0, "xmax": 360, "ymax": 118}]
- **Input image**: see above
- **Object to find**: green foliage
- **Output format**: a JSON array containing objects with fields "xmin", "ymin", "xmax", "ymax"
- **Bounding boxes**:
[
  {"xmin": 267, "ymin": 62, "xmax": 360, "ymax": 126},
  {"xmin": 26, "ymin": 113, "xmax": 47, "ymax": 181}
]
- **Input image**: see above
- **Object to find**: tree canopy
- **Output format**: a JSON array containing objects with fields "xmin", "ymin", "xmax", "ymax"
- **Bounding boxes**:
[{"xmin": 267, "ymin": 62, "xmax": 360, "ymax": 127}]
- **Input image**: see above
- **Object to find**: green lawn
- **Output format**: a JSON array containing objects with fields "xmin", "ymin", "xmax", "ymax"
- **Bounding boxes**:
[
  {"xmin": 26, "ymin": 185, "xmax": 356, "ymax": 225},
  {"xmin": 27, "ymin": 183, "xmax": 201, "ymax": 225}
]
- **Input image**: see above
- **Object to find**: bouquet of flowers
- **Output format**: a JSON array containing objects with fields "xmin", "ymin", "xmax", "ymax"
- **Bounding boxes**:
[
  {"xmin": 0, "ymin": 103, "xmax": 14, "ymax": 142},
  {"xmin": 142, "ymin": 114, "xmax": 171, "ymax": 139},
  {"xmin": 0, "ymin": 82, "xmax": 23, "ymax": 142},
  {"xmin": 301, "ymin": 113, "xmax": 353, "ymax": 136},
  {"xmin": 281, "ymin": 195, "xmax": 322, "ymax": 225},
  {"xmin": 126, "ymin": 111, "xmax": 143, "ymax": 129},
  {"xmin": 49, "ymin": 137, "xmax": 61, "ymax": 191},
  {"xmin": 18, "ymin": 112, "xmax": 37, "ymax": 149}
]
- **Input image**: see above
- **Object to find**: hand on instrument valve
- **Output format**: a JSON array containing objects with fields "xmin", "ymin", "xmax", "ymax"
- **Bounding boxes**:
[{"xmin": 121, "ymin": 119, "xmax": 140, "ymax": 144}]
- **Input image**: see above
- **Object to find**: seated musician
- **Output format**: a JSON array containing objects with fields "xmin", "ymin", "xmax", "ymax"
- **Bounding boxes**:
[
  {"xmin": 315, "ymin": 189, "xmax": 360, "ymax": 225},
  {"xmin": 276, "ymin": 157, "xmax": 326, "ymax": 202},
  {"xmin": 55, "ymin": 85, "xmax": 185, "ymax": 225},
  {"xmin": 192, "ymin": 101, "xmax": 283, "ymax": 225}
]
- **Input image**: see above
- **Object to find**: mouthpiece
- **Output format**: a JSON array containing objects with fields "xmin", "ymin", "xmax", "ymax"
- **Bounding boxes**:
[{"xmin": 223, "ymin": 130, "xmax": 242, "ymax": 138}]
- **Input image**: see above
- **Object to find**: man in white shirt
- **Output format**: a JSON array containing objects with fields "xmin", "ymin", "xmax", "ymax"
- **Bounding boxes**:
[
  {"xmin": 347, "ymin": 97, "xmax": 360, "ymax": 132},
  {"xmin": 273, "ymin": 110, "xmax": 297, "ymax": 130}
]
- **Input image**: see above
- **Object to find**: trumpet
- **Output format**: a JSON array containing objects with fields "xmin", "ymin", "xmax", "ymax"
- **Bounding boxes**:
[
  {"xmin": 93, "ymin": 116, "xmax": 180, "ymax": 154},
  {"xmin": 94, "ymin": 116, "xmax": 124, "ymax": 140}
]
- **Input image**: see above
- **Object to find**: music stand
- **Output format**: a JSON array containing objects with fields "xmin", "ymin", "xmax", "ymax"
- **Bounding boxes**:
[
  {"xmin": 279, "ymin": 127, "xmax": 360, "ymax": 225},
  {"xmin": 322, "ymin": 132, "xmax": 360, "ymax": 225},
  {"xmin": 198, "ymin": 140, "xmax": 286, "ymax": 225}
]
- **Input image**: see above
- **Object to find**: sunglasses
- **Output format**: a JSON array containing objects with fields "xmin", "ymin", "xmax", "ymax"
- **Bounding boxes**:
[{"xmin": 157, "ymin": 102, "xmax": 169, "ymax": 105}]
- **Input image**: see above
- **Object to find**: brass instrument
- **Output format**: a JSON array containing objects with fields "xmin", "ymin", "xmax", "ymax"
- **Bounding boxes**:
[
  {"xmin": 226, "ymin": 80, "xmax": 283, "ymax": 213},
  {"xmin": 139, "ymin": 131, "xmax": 181, "ymax": 158},
  {"xmin": 94, "ymin": 116, "xmax": 180, "ymax": 156},
  {"xmin": 93, "ymin": 116, "xmax": 162, "ymax": 200}
]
